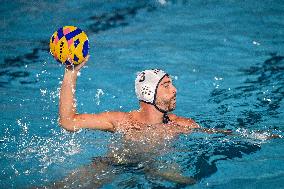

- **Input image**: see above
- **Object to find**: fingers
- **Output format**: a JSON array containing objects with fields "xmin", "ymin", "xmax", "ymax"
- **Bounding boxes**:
[
  {"xmin": 84, "ymin": 55, "xmax": 90, "ymax": 62},
  {"xmin": 75, "ymin": 55, "xmax": 90, "ymax": 70},
  {"xmin": 65, "ymin": 55, "xmax": 90, "ymax": 71}
]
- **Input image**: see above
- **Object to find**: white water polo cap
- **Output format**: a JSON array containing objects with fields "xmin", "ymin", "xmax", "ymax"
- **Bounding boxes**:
[{"xmin": 135, "ymin": 69, "xmax": 168, "ymax": 104}]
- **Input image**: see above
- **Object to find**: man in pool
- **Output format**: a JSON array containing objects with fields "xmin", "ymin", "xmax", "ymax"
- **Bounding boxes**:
[{"xmin": 56, "ymin": 56, "xmax": 231, "ymax": 187}]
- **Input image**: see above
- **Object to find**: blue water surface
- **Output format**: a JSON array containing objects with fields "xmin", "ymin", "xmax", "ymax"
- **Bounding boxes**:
[{"xmin": 1, "ymin": 0, "xmax": 284, "ymax": 188}]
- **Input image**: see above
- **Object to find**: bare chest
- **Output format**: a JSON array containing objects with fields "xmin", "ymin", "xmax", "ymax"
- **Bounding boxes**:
[{"xmin": 115, "ymin": 120, "xmax": 186, "ymax": 142}]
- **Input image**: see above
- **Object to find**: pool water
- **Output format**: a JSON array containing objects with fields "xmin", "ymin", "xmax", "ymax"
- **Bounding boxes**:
[{"xmin": 1, "ymin": 0, "xmax": 284, "ymax": 188}]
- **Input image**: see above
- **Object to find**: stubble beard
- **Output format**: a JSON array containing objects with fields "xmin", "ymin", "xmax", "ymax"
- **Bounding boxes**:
[
  {"xmin": 156, "ymin": 96, "xmax": 176, "ymax": 112},
  {"xmin": 168, "ymin": 97, "xmax": 176, "ymax": 112}
]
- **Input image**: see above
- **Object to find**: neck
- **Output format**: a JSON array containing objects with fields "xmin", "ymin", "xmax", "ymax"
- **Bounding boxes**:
[{"xmin": 135, "ymin": 102, "xmax": 165, "ymax": 125}]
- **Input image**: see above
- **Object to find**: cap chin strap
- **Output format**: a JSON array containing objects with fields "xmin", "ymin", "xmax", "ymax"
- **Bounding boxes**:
[
  {"xmin": 151, "ymin": 73, "xmax": 171, "ymax": 124},
  {"xmin": 139, "ymin": 100, "xmax": 170, "ymax": 124},
  {"xmin": 154, "ymin": 104, "xmax": 167, "ymax": 114},
  {"xmin": 162, "ymin": 113, "xmax": 170, "ymax": 124},
  {"xmin": 153, "ymin": 104, "xmax": 170, "ymax": 124}
]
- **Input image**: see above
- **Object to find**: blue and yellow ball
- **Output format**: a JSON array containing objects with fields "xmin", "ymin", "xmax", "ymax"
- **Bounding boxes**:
[{"xmin": 50, "ymin": 26, "xmax": 89, "ymax": 65}]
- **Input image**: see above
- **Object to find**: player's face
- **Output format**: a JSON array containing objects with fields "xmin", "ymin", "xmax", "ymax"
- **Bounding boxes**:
[{"xmin": 155, "ymin": 76, "xmax": 177, "ymax": 112}]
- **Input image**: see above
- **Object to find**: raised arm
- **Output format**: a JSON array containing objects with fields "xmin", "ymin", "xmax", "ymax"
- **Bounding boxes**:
[{"xmin": 58, "ymin": 57, "xmax": 123, "ymax": 132}]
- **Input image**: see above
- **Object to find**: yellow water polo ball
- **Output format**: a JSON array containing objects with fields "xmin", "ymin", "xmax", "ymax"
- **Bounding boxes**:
[{"xmin": 49, "ymin": 26, "xmax": 89, "ymax": 65}]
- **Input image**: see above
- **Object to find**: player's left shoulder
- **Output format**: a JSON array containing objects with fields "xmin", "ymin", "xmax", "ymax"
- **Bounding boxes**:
[{"xmin": 168, "ymin": 114, "xmax": 200, "ymax": 129}]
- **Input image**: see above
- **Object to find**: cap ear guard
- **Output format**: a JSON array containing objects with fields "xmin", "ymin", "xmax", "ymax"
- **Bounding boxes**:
[{"xmin": 135, "ymin": 69, "xmax": 167, "ymax": 104}]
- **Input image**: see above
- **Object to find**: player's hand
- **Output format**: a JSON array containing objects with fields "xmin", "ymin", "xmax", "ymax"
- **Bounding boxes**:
[{"xmin": 65, "ymin": 55, "xmax": 90, "ymax": 72}]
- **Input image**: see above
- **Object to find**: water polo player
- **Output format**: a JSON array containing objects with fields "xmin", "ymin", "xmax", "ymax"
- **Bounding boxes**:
[{"xmin": 54, "ymin": 56, "xmax": 237, "ymax": 187}]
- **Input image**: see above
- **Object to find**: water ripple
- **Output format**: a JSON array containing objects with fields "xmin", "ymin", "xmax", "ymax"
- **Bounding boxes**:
[{"xmin": 208, "ymin": 54, "xmax": 284, "ymax": 128}]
